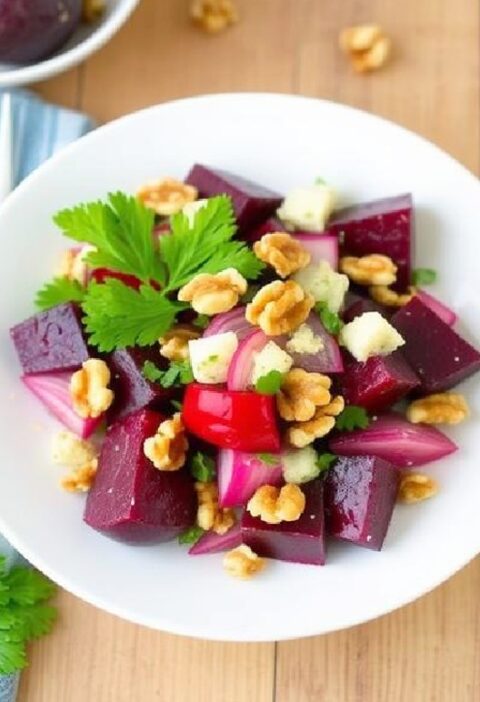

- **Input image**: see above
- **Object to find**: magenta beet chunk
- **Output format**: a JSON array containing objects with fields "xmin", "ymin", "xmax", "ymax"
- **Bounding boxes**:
[
  {"xmin": 324, "ymin": 455, "xmax": 399, "ymax": 551},
  {"xmin": 245, "ymin": 217, "xmax": 286, "ymax": 241},
  {"xmin": 185, "ymin": 164, "xmax": 282, "ymax": 234},
  {"xmin": 340, "ymin": 351, "xmax": 419, "ymax": 412},
  {"xmin": 84, "ymin": 409, "xmax": 196, "ymax": 543},
  {"xmin": 391, "ymin": 297, "xmax": 480, "ymax": 392},
  {"xmin": 241, "ymin": 480, "xmax": 326, "ymax": 565},
  {"xmin": 329, "ymin": 194, "xmax": 413, "ymax": 291},
  {"xmin": 10, "ymin": 303, "xmax": 90, "ymax": 375},
  {"xmin": 342, "ymin": 297, "xmax": 387, "ymax": 323},
  {"xmin": 107, "ymin": 347, "xmax": 171, "ymax": 423}
]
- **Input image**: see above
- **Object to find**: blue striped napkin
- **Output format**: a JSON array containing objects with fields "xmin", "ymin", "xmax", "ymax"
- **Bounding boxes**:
[{"xmin": 0, "ymin": 88, "xmax": 94, "ymax": 702}]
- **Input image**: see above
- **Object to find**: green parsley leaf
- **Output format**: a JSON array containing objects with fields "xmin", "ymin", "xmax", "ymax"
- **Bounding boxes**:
[
  {"xmin": 35, "ymin": 277, "xmax": 85, "ymax": 311},
  {"xmin": 4, "ymin": 568, "xmax": 56, "ymax": 606},
  {"xmin": 82, "ymin": 279, "xmax": 180, "ymax": 352},
  {"xmin": 193, "ymin": 314, "xmax": 210, "ymax": 329},
  {"xmin": 191, "ymin": 452, "xmax": 216, "ymax": 482},
  {"xmin": 256, "ymin": 453, "xmax": 278, "ymax": 466},
  {"xmin": 160, "ymin": 195, "xmax": 264, "ymax": 292},
  {"xmin": 255, "ymin": 370, "xmax": 285, "ymax": 395},
  {"xmin": 142, "ymin": 360, "xmax": 164, "ymax": 383},
  {"xmin": 412, "ymin": 268, "xmax": 437, "ymax": 286},
  {"xmin": 178, "ymin": 525, "xmax": 204, "ymax": 545},
  {"xmin": 316, "ymin": 452, "xmax": 337, "ymax": 475},
  {"xmin": 335, "ymin": 406, "xmax": 370, "ymax": 431},
  {"xmin": 157, "ymin": 360, "xmax": 193, "ymax": 388},
  {"xmin": 10, "ymin": 604, "xmax": 57, "ymax": 641},
  {"xmin": 54, "ymin": 192, "xmax": 166, "ymax": 284},
  {"xmin": 315, "ymin": 302, "xmax": 344, "ymax": 335},
  {"xmin": 0, "ymin": 632, "xmax": 27, "ymax": 675}
]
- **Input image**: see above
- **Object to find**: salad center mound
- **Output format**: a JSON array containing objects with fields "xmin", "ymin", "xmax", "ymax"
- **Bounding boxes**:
[{"xmin": 10, "ymin": 164, "xmax": 480, "ymax": 579}]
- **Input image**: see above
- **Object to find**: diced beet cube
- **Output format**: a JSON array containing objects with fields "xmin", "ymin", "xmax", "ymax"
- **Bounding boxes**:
[
  {"xmin": 339, "ymin": 351, "xmax": 420, "ymax": 412},
  {"xmin": 324, "ymin": 455, "xmax": 399, "ymax": 551},
  {"xmin": 185, "ymin": 164, "xmax": 282, "ymax": 235},
  {"xmin": 342, "ymin": 297, "xmax": 387, "ymax": 323},
  {"xmin": 391, "ymin": 297, "xmax": 480, "ymax": 392},
  {"xmin": 84, "ymin": 409, "xmax": 196, "ymax": 543},
  {"xmin": 10, "ymin": 303, "xmax": 90, "ymax": 375},
  {"xmin": 329, "ymin": 194, "xmax": 413, "ymax": 291},
  {"xmin": 245, "ymin": 217, "xmax": 286, "ymax": 242},
  {"xmin": 107, "ymin": 347, "xmax": 171, "ymax": 423},
  {"xmin": 241, "ymin": 480, "xmax": 326, "ymax": 565}
]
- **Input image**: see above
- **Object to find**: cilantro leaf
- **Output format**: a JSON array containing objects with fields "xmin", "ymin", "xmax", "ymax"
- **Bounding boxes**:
[
  {"xmin": 54, "ymin": 192, "xmax": 165, "ymax": 284},
  {"xmin": 256, "ymin": 453, "xmax": 278, "ymax": 466},
  {"xmin": 82, "ymin": 279, "xmax": 180, "ymax": 352},
  {"xmin": 0, "ymin": 555, "xmax": 6, "ymax": 577},
  {"xmin": 315, "ymin": 303, "xmax": 344, "ymax": 335},
  {"xmin": 35, "ymin": 277, "xmax": 85, "ymax": 311},
  {"xmin": 157, "ymin": 360, "xmax": 194, "ymax": 388},
  {"xmin": 316, "ymin": 452, "xmax": 337, "ymax": 475},
  {"xmin": 178, "ymin": 525, "xmax": 204, "ymax": 545},
  {"xmin": 412, "ymin": 268, "xmax": 437, "ymax": 286},
  {"xmin": 142, "ymin": 360, "xmax": 164, "ymax": 383},
  {"xmin": 255, "ymin": 370, "xmax": 285, "ymax": 395},
  {"xmin": 0, "ymin": 632, "xmax": 27, "ymax": 675},
  {"xmin": 335, "ymin": 406, "xmax": 370, "ymax": 431},
  {"xmin": 191, "ymin": 452, "xmax": 216, "ymax": 482},
  {"xmin": 4, "ymin": 568, "xmax": 56, "ymax": 606},
  {"xmin": 11, "ymin": 604, "xmax": 57, "ymax": 641}
]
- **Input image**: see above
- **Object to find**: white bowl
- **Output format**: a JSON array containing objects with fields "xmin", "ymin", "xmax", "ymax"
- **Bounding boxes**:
[
  {"xmin": 0, "ymin": 94, "xmax": 479, "ymax": 642},
  {"xmin": 0, "ymin": 0, "xmax": 140, "ymax": 88}
]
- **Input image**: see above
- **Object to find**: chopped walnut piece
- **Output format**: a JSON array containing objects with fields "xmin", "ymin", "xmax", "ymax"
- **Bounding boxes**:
[
  {"xmin": 287, "ymin": 395, "xmax": 344, "ymax": 448},
  {"xmin": 61, "ymin": 458, "xmax": 98, "ymax": 493},
  {"xmin": 159, "ymin": 325, "xmax": 201, "ymax": 361},
  {"xmin": 190, "ymin": 0, "xmax": 238, "ymax": 34},
  {"xmin": 178, "ymin": 268, "xmax": 247, "ymax": 315},
  {"xmin": 339, "ymin": 25, "xmax": 392, "ymax": 73},
  {"xmin": 137, "ymin": 178, "xmax": 198, "ymax": 216},
  {"xmin": 277, "ymin": 368, "xmax": 332, "ymax": 422},
  {"xmin": 398, "ymin": 472, "xmax": 439, "ymax": 504},
  {"xmin": 340, "ymin": 254, "xmax": 397, "ymax": 286},
  {"xmin": 195, "ymin": 481, "xmax": 236, "ymax": 535},
  {"xmin": 143, "ymin": 413, "xmax": 188, "ymax": 471},
  {"xmin": 369, "ymin": 285, "xmax": 416, "ymax": 307},
  {"xmin": 247, "ymin": 484, "xmax": 306, "ymax": 525},
  {"xmin": 82, "ymin": 0, "xmax": 105, "ymax": 22},
  {"xmin": 253, "ymin": 232, "xmax": 311, "ymax": 278},
  {"xmin": 70, "ymin": 359, "xmax": 114, "ymax": 419},
  {"xmin": 51, "ymin": 431, "xmax": 98, "ymax": 467},
  {"xmin": 246, "ymin": 280, "xmax": 314, "ymax": 336},
  {"xmin": 407, "ymin": 393, "xmax": 469, "ymax": 425},
  {"xmin": 223, "ymin": 545, "xmax": 265, "ymax": 579}
]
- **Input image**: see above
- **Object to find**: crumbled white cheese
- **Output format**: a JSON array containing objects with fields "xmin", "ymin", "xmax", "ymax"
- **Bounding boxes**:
[
  {"xmin": 51, "ymin": 431, "xmax": 97, "ymax": 467},
  {"xmin": 286, "ymin": 323, "xmax": 324, "ymax": 355},
  {"xmin": 251, "ymin": 341, "xmax": 293, "ymax": 385},
  {"xmin": 182, "ymin": 198, "xmax": 208, "ymax": 227},
  {"xmin": 277, "ymin": 183, "xmax": 336, "ymax": 231},
  {"xmin": 293, "ymin": 260, "xmax": 349, "ymax": 313},
  {"xmin": 282, "ymin": 446, "xmax": 320, "ymax": 484},
  {"xmin": 189, "ymin": 332, "xmax": 238, "ymax": 384},
  {"xmin": 339, "ymin": 311, "xmax": 405, "ymax": 362}
]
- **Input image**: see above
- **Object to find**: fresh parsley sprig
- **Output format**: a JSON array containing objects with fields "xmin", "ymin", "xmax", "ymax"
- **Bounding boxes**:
[
  {"xmin": 190, "ymin": 452, "xmax": 216, "ymax": 482},
  {"xmin": 255, "ymin": 370, "xmax": 285, "ymax": 395},
  {"xmin": 412, "ymin": 268, "xmax": 437, "ymax": 286},
  {"xmin": 35, "ymin": 277, "xmax": 85, "ymax": 311},
  {"xmin": 315, "ymin": 302, "xmax": 344, "ymax": 336},
  {"xmin": 141, "ymin": 359, "xmax": 193, "ymax": 388},
  {"xmin": 335, "ymin": 405, "xmax": 370, "ymax": 431},
  {"xmin": 316, "ymin": 452, "xmax": 337, "ymax": 475},
  {"xmin": 178, "ymin": 526, "xmax": 204, "ymax": 545}
]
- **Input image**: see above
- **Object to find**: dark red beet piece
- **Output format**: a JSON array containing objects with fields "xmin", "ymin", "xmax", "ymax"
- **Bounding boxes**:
[
  {"xmin": 391, "ymin": 297, "xmax": 480, "ymax": 393},
  {"xmin": 339, "ymin": 351, "xmax": 420, "ymax": 412},
  {"xmin": 329, "ymin": 194, "xmax": 413, "ymax": 291},
  {"xmin": 245, "ymin": 217, "xmax": 286, "ymax": 242},
  {"xmin": 10, "ymin": 303, "xmax": 90, "ymax": 375},
  {"xmin": 241, "ymin": 480, "xmax": 326, "ymax": 565},
  {"xmin": 324, "ymin": 455, "xmax": 399, "ymax": 551},
  {"xmin": 342, "ymin": 297, "xmax": 388, "ymax": 323},
  {"xmin": 107, "ymin": 346, "xmax": 172, "ymax": 423},
  {"xmin": 84, "ymin": 409, "xmax": 196, "ymax": 543},
  {"xmin": 185, "ymin": 164, "xmax": 282, "ymax": 235}
]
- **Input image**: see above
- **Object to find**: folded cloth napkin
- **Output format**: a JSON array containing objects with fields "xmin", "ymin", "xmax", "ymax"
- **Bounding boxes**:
[{"xmin": 0, "ymin": 88, "xmax": 94, "ymax": 702}]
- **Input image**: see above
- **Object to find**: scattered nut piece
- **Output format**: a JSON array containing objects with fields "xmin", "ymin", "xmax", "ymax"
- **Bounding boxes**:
[
  {"xmin": 143, "ymin": 413, "xmax": 188, "ymax": 471},
  {"xmin": 339, "ymin": 25, "xmax": 392, "ymax": 73},
  {"xmin": 82, "ymin": 0, "xmax": 105, "ymax": 22},
  {"xmin": 70, "ymin": 359, "xmax": 114, "ymax": 419},
  {"xmin": 55, "ymin": 246, "xmax": 91, "ymax": 285},
  {"xmin": 223, "ymin": 544, "xmax": 265, "ymax": 579},
  {"xmin": 61, "ymin": 458, "xmax": 98, "ymax": 493},
  {"xmin": 246, "ymin": 280, "xmax": 314, "ymax": 336},
  {"xmin": 178, "ymin": 268, "xmax": 247, "ymax": 315},
  {"xmin": 51, "ymin": 431, "xmax": 98, "ymax": 467},
  {"xmin": 195, "ymin": 482, "xmax": 236, "ymax": 535},
  {"xmin": 339, "ymin": 24, "xmax": 382, "ymax": 53},
  {"xmin": 287, "ymin": 395, "xmax": 344, "ymax": 448},
  {"xmin": 247, "ymin": 484, "xmax": 306, "ymax": 525},
  {"xmin": 137, "ymin": 178, "xmax": 198, "ymax": 216},
  {"xmin": 340, "ymin": 254, "xmax": 397, "ymax": 286},
  {"xmin": 398, "ymin": 472, "xmax": 439, "ymax": 504},
  {"xmin": 277, "ymin": 368, "xmax": 332, "ymax": 422},
  {"xmin": 253, "ymin": 232, "xmax": 311, "ymax": 278},
  {"xmin": 369, "ymin": 285, "xmax": 416, "ymax": 307},
  {"xmin": 190, "ymin": 0, "xmax": 238, "ymax": 34},
  {"xmin": 159, "ymin": 325, "xmax": 201, "ymax": 361},
  {"xmin": 407, "ymin": 393, "xmax": 469, "ymax": 425}
]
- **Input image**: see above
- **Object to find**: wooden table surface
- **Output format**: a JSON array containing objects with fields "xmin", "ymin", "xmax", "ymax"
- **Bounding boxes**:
[{"xmin": 17, "ymin": 0, "xmax": 480, "ymax": 699}]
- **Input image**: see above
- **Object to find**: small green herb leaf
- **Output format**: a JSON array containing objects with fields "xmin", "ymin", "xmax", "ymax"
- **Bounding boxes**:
[
  {"xmin": 170, "ymin": 399, "xmax": 183, "ymax": 411},
  {"xmin": 158, "ymin": 360, "xmax": 194, "ymax": 388},
  {"xmin": 141, "ymin": 360, "xmax": 164, "ymax": 383},
  {"xmin": 178, "ymin": 525, "xmax": 204, "ymax": 545},
  {"xmin": 255, "ymin": 370, "xmax": 285, "ymax": 395},
  {"xmin": 35, "ymin": 277, "xmax": 85, "ymax": 311},
  {"xmin": 335, "ymin": 406, "xmax": 370, "ymax": 431},
  {"xmin": 316, "ymin": 452, "xmax": 337, "ymax": 475},
  {"xmin": 412, "ymin": 268, "xmax": 437, "ymax": 286},
  {"xmin": 191, "ymin": 452, "xmax": 216, "ymax": 482},
  {"xmin": 315, "ymin": 303, "xmax": 344, "ymax": 335},
  {"xmin": 0, "ymin": 633, "xmax": 27, "ymax": 675},
  {"xmin": 256, "ymin": 453, "xmax": 278, "ymax": 466},
  {"xmin": 193, "ymin": 314, "xmax": 210, "ymax": 329}
]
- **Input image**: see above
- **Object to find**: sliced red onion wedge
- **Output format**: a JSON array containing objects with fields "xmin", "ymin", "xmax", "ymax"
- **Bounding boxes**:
[
  {"xmin": 277, "ymin": 313, "xmax": 343, "ymax": 374},
  {"xmin": 415, "ymin": 289, "xmax": 457, "ymax": 327},
  {"xmin": 22, "ymin": 372, "xmax": 102, "ymax": 439},
  {"xmin": 217, "ymin": 448, "xmax": 283, "ymax": 508},
  {"xmin": 227, "ymin": 328, "xmax": 269, "ymax": 391},
  {"xmin": 329, "ymin": 412, "xmax": 457, "ymax": 468},
  {"xmin": 203, "ymin": 306, "xmax": 253, "ymax": 340},
  {"xmin": 188, "ymin": 523, "xmax": 242, "ymax": 555},
  {"xmin": 291, "ymin": 233, "xmax": 339, "ymax": 269}
]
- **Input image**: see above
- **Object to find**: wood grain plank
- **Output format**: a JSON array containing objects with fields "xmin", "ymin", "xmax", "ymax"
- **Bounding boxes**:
[{"xmin": 33, "ymin": 68, "xmax": 81, "ymax": 110}]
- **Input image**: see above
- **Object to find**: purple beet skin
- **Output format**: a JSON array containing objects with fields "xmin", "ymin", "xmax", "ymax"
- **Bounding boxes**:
[
  {"xmin": 324, "ymin": 455, "xmax": 399, "ymax": 551},
  {"xmin": 391, "ymin": 297, "xmax": 480, "ymax": 393},
  {"xmin": 329, "ymin": 194, "xmax": 413, "ymax": 291},
  {"xmin": 340, "ymin": 351, "xmax": 420, "ymax": 412},
  {"xmin": 84, "ymin": 409, "xmax": 196, "ymax": 543},
  {"xmin": 241, "ymin": 480, "xmax": 326, "ymax": 565},
  {"xmin": 107, "ymin": 347, "xmax": 172, "ymax": 423},
  {"xmin": 245, "ymin": 217, "xmax": 286, "ymax": 242},
  {"xmin": 186, "ymin": 164, "xmax": 282, "ymax": 235},
  {"xmin": 10, "ymin": 303, "xmax": 90, "ymax": 375}
]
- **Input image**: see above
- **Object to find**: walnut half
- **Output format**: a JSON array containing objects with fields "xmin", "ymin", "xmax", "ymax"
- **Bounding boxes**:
[
  {"xmin": 247, "ymin": 484, "xmax": 306, "ymax": 524},
  {"xmin": 253, "ymin": 232, "xmax": 311, "ymax": 278},
  {"xmin": 246, "ymin": 280, "xmax": 314, "ymax": 336},
  {"xmin": 287, "ymin": 395, "xmax": 344, "ymax": 448},
  {"xmin": 398, "ymin": 472, "xmax": 439, "ymax": 504},
  {"xmin": 407, "ymin": 393, "xmax": 469, "ymax": 425},
  {"xmin": 143, "ymin": 413, "xmax": 188, "ymax": 471}
]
